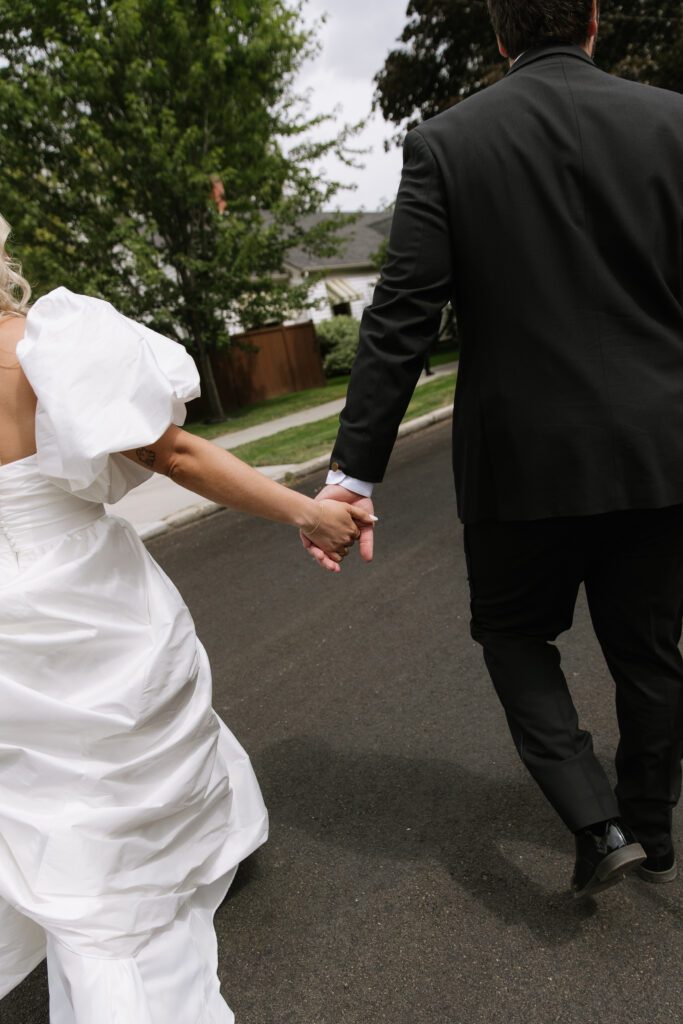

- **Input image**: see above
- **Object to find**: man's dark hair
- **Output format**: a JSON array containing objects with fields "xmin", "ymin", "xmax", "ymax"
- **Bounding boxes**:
[{"xmin": 486, "ymin": 0, "xmax": 595, "ymax": 59}]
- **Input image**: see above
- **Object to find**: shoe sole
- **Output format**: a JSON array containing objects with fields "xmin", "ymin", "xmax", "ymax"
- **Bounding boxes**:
[
  {"xmin": 573, "ymin": 843, "xmax": 647, "ymax": 900},
  {"xmin": 637, "ymin": 860, "xmax": 678, "ymax": 884}
]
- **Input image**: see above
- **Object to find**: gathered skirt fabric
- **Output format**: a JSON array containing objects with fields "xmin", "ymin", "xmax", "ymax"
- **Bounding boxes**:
[{"xmin": 0, "ymin": 456, "xmax": 268, "ymax": 1022}]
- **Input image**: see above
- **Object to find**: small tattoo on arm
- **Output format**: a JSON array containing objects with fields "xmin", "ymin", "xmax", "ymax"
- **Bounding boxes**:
[{"xmin": 135, "ymin": 447, "xmax": 156, "ymax": 468}]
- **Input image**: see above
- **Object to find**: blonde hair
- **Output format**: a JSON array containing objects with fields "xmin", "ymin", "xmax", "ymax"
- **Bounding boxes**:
[{"xmin": 0, "ymin": 214, "xmax": 31, "ymax": 317}]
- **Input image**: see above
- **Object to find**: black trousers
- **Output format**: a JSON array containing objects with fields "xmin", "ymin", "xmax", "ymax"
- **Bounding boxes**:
[{"xmin": 464, "ymin": 505, "xmax": 683, "ymax": 856}]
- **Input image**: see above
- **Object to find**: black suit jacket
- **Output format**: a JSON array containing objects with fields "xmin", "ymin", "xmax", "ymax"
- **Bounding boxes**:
[{"xmin": 331, "ymin": 46, "xmax": 683, "ymax": 523}]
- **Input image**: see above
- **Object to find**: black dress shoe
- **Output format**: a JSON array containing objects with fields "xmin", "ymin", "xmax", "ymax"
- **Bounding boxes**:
[
  {"xmin": 638, "ymin": 845, "xmax": 677, "ymax": 884},
  {"xmin": 572, "ymin": 819, "xmax": 646, "ymax": 899}
]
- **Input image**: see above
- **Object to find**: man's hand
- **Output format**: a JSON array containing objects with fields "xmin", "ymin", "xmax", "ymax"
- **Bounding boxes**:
[{"xmin": 300, "ymin": 484, "xmax": 375, "ymax": 573}]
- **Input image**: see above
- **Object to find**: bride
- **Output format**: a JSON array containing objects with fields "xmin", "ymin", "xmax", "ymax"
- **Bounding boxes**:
[{"xmin": 0, "ymin": 215, "xmax": 372, "ymax": 1023}]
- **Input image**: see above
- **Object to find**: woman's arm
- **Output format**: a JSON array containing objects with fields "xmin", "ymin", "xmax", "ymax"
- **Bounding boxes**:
[{"xmin": 121, "ymin": 425, "xmax": 374, "ymax": 565}]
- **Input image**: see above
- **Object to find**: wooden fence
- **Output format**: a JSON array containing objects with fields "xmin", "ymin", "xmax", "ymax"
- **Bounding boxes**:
[{"xmin": 189, "ymin": 321, "xmax": 326, "ymax": 419}]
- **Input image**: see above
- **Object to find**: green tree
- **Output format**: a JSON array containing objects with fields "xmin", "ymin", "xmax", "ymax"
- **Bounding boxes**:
[
  {"xmin": 371, "ymin": 238, "xmax": 389, "ymax": 271},
  {"xmin": 0, "ymin": 0, "xmax": 355, "ymax": 420},
  {"xmin": 375, "ymin": 1, "xmax": 683, "ymax": 140}
]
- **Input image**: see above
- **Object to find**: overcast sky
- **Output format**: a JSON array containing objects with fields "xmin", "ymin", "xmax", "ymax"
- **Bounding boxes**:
[{"xmin": 295, "ymin": 0, "xmax": 409, "ymax": 212}]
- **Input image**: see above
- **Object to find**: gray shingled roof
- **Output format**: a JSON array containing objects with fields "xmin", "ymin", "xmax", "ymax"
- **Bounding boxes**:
[{"xmin": 284, "ymin": 211, "xmax": 393, "ymax": 272}]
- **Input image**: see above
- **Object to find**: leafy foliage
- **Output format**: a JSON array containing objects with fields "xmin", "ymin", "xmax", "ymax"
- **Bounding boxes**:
[
  {"xmin": 0, "ymin": 0, "xmax": 356, "ymax": 418},
  {"xmin": 316, "ymin": 316, "xmax": 360, "ymax": 377},
  {"xmin": 375, "ymin": 0, "xmax": 683, "ymax": 139}
]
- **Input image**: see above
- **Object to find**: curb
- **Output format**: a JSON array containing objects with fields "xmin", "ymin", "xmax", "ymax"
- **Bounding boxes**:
[{"xmin": 139, "ymin": 404, "xmax": 453, "ymax": 543}]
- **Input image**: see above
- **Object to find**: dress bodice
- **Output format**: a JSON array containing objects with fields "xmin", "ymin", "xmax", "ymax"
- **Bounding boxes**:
[{"xmin": 0, "ymin": 454, "xmax": 104, "ymax": 560}]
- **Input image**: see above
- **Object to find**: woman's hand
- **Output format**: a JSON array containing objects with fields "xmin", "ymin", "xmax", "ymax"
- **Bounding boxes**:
[
  {"xmin": 301, "ymin": 500, "xmax": 376, "ymax": 566},
  {"xmin": 300, "ymin": 486, "xmax": 376, "ymax": 573}
]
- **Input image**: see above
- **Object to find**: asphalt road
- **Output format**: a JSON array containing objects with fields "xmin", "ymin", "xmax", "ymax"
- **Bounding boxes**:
[{"xmin": 3, "ymin": 420, "xmax": 682, "ymax": 1024}]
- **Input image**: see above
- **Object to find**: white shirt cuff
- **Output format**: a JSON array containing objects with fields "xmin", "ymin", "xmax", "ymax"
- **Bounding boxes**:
[{"xmin": 325, "ymin": 470, "xmax": 375, "ymax": 498}]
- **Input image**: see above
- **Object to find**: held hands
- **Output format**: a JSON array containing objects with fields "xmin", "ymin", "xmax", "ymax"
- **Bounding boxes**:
[{"xmin": 301, "ymin": 484, "xmax": 376, "ymax": 574}]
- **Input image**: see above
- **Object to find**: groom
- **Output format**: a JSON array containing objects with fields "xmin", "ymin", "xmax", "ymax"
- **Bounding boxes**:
[{"xmin": 303, "ymin": 0, "xmax": 683, "ymax": 899}]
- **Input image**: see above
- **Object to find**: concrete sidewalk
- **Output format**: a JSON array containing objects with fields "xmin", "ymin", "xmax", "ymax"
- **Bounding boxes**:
[{"xmin": 107, "ymin": 361, "xmax": 457, "ymax": 539}]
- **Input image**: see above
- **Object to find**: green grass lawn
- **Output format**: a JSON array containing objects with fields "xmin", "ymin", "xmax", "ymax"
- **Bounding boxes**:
[
  {"xmin": 186, "ymin": 376, "xmax": 351, "ymax": 440},
  {"xmin": 186, "ymin": 348, "xmax": 458, "ymax": 441},
  {"xmin": 230, "ymin": 371, "xmax": 457, "ymax": 467},
  {"xmin": 430, "ymin": 349, "xmax": 458, "ymax": 370}
]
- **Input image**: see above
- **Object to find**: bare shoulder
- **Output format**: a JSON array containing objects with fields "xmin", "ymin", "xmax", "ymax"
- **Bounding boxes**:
[{"xmin": 0, "ymin": 313, "xmax": 27, "ymax": 353}]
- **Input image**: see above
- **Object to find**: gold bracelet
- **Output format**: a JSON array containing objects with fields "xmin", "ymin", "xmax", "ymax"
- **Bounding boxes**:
[{"xmin": 307, "ymin": 500, "xmax": 326, "ymax": 535}]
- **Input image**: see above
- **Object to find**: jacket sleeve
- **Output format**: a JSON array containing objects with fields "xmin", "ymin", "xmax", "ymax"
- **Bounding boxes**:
[{"xmin": 330, "ymin": 127, "xmax": 453, "ymax": 482}]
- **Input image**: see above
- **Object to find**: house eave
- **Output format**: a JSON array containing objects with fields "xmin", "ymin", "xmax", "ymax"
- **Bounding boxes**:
[{"xmin": 284, "ymin": 260, "xmax": 378, "ymax": 276}]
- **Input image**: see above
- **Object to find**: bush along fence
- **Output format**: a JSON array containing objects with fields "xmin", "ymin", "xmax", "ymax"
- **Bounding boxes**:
[{"xmin": 316, "ymin": 316, "xmax": 361, "ymax": 377}]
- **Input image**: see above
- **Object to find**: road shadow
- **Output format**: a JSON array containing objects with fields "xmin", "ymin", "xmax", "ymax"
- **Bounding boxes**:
[
  {"xmin": 257, "ymin": 736, "xmax": 601, "ymax": 947},
  {"xmin": 228, "ymin": 849, "xmax": 265, "ymax": 901}
]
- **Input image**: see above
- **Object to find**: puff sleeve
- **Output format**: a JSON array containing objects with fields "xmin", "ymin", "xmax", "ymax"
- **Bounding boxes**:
[{"xmin": 17, "ymin": 287, "xmax": 201, "ymax": 503}]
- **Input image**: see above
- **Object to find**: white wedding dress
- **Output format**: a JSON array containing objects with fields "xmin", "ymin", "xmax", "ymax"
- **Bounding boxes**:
[{"xmin": 0, "ymin": 288, "xmax": 268, "ymax": 1022}]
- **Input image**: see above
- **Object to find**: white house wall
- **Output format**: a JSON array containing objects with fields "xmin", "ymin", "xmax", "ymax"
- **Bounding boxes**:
[
  {"xmin": 304, "ymin": 278, "xmax": 331, "ymax": 324},
  {"xmin": 289, "ymin": 272, "xmax": 380, "ymax": 326}
]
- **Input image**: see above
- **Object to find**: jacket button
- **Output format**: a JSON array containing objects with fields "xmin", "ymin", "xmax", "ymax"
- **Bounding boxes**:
[{"xmin": 331, "ymin": 462, "xmax": 340, "ymax": 472}]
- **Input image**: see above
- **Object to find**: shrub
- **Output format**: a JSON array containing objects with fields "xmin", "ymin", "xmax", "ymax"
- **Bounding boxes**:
[{"xmin": 316, "ymin": 316, "xmax": 360, "ymax": 377}]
